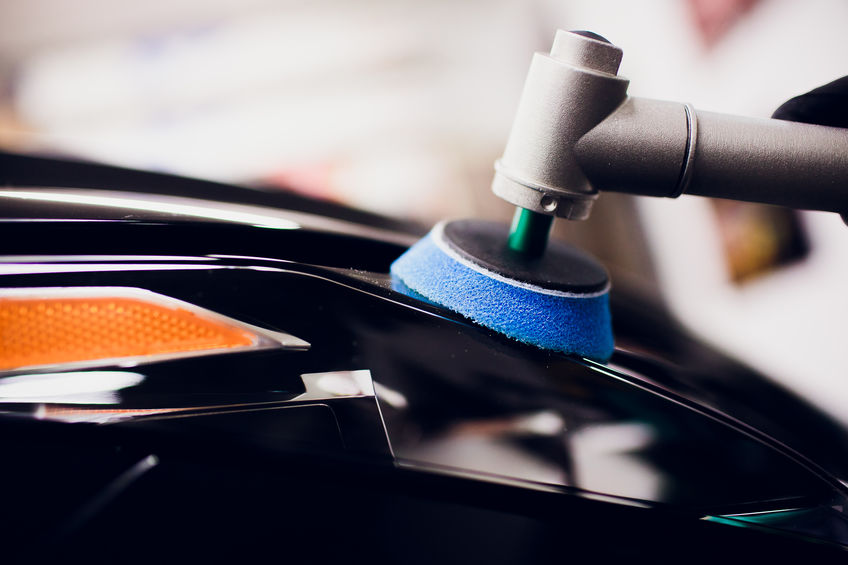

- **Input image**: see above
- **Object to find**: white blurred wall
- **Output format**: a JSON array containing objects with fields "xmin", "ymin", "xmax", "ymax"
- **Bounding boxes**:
[{"xmin": 1, "ymin": 0, "xmax": 544, "ymax": 219}]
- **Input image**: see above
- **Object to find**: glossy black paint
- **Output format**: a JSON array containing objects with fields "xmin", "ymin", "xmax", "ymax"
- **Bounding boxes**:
[
  {"xmin": 2, "ymin": 415, "xmax": 838, "ymax": 564},
  {"xmin": 0, "ymin": 150, "xmax": 424, "ymax": 235},
  {"xmin": 1, "ymin": 152, "xmax": 848, "ymax": 562}
]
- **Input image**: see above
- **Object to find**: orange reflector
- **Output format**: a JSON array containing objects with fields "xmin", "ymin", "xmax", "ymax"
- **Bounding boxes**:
[{"xmin": 0, "ymin": 289, "xmax": 257, "ymax": 371}]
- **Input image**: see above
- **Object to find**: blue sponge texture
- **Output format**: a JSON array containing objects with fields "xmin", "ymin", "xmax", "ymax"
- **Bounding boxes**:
[{"xmin": 390, "ymin": 226, "xmax": 614, "ymax": 362}]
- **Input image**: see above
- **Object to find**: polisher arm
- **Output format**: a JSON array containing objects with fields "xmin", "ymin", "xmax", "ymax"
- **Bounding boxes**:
[
  {"xmin": 575, "ymin": 97, "xmax": 848, "ymax": 215},
  {"xmin": 493, "ymin": 30, "xmax": 848, "ymax": 226}
]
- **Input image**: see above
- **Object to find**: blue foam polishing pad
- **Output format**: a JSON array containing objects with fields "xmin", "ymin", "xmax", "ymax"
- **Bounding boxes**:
[{"xmin": 390, "ymin": 219, "xmax": 614, "ymax": 362}]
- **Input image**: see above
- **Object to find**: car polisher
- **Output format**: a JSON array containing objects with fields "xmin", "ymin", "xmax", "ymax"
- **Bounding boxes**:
[{"xmin": 392, "ymin": 30, "xmax": 848, "ymax": 363}]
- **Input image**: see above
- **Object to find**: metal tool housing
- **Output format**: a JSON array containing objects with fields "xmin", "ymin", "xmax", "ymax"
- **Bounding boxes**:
[{"xmin": 493, "ymin": 30, "xmax": 848, "ymax": 219}]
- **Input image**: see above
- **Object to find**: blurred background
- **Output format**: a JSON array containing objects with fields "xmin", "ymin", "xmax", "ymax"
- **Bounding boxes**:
[{"xmin": 1, "ymin": 0, "xmax": 847, "ymax": 423}]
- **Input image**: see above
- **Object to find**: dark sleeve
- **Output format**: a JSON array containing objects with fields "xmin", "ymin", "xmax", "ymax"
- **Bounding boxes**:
[
  {"xmin": 773, "ymin": 76, "xmax": 848, "ymax": 224},
  {"xmin": 772, "ymin": 76, "xmax": 848, "ymax": 128}
]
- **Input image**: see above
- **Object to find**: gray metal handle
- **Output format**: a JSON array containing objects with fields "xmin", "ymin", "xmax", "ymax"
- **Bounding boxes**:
[
  {"xmin": 492, "ymin": 30, "xmax": 848, "ymax": 219},
  {"xmin": 575, "ymin": 98, "xmax": 848, "ymax": 214}
]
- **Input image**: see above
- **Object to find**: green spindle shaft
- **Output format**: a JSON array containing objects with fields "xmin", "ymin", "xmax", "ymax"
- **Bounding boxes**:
[{"xmin": 508, "ymin": 207, "xmax": 553, "ymax": 258}]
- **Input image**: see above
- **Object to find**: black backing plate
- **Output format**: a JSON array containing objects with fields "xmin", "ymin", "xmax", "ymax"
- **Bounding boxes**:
[{"xmin": 442, "ymin": 220, "xmax": 609, "ymax": 294}]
